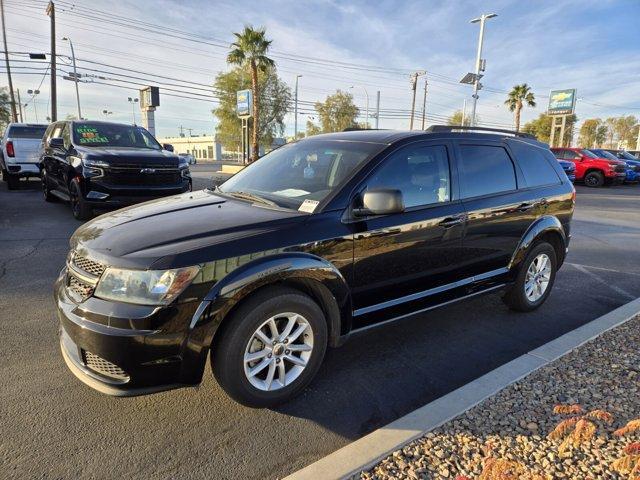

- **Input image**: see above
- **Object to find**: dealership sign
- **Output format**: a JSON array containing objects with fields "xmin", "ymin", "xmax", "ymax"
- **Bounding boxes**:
[
  {"xmin": 236, "ymin": 89, "xmax": 252, "ymax": 118},
  {"xmin": 547, "ymin": 89, "xmax": 576, "ymax": 115}
]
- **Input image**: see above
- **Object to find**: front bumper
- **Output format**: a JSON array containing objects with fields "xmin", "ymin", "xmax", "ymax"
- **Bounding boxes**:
[
  {"xmin": 82, "ymin": 178, "xmax": 191, "ymax": 208},
  {"xmin": 625, "ymin": 170, "xmax": 640, "ymax": 182},
  {"xmin": 6, "ymin": 162, "xmax": 40, "ymax": 177},
  {"xmin": 55, "ymin": 270, "xmax": 207, "ymax": 396}
]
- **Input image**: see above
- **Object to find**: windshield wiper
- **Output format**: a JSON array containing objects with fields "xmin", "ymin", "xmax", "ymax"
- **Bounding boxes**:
[{"xmin": 227, "ymin": 190, "xmax": 278, "ymax": 207}]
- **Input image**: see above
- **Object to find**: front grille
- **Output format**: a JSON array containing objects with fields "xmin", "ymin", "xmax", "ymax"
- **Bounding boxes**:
[
  {"xmin": 614, "ymin": 165, "xmax": 626, "ymax": 173},
  {"xmin": 73, "ymin": 255, "xmax": 106, "ymax": 277},
  {"xmin": 82, "ymin": 350, "xmax": 129, "ymax": 381},
  {"xmin": 103, "ymin": 168, "xmax": 182, "ymax": 186},
  {"xmin": 68, "ymin": 275, "xmax": 94, "ymax": 298}
]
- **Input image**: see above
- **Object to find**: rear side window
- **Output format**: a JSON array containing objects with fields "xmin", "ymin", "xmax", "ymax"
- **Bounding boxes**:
[
  {"xmin": 7, "ymin": 125, "xmax": 47, "ymax": 139},
  {"xmin": 509, "ymin": 142, "xmax": 561, "ymax": 187},
  {"xmin": 458, "ymin": 145, "xmax": 516, "ymax": 198}
]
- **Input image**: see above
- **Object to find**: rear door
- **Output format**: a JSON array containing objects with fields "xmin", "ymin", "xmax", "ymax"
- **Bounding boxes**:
[
  {"xmin": 350, "ymin": 140, "xmax": 468, "ymax": 325},
  {"xmin": 455, "ymin": 140, "xmax": 534, "ymax": 276}
]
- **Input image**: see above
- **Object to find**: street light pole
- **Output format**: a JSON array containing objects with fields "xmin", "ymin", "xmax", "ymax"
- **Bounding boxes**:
[
  {"xmin": 62, "ymin": 37, "xmax": 81, "ymax": 119},
  {"xmin": 128, "ymin": 97, "xmax": 138, "ymax": 124},
  {"xmin": 0, "ymin": 0, "xmax": 18, "ymax": 122},
  {"xmin": 27, "ymin": 89, "xmax": 40, "ymax": 122},
  {"xmin": 469, "ymin": 13, "xmax": 497, "ymax": 127},
  {"xmin": 294, "ymin": 74, "xmax": 302, "ymax": 139}
]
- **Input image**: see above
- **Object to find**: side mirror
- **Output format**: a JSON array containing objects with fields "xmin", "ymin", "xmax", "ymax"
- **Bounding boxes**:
[
  {"xmin": 353, "ymin": 188, "xmax": 404, "ymax": 217},
  {"xmin": 49, "ymin": 137, "xmax": 65, "ymax": 150},
  {"xmin": 163, "ymin": 143, "xmax": 174, "ymax": 152}
]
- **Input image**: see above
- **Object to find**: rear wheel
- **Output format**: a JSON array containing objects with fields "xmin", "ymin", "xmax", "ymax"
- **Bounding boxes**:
[
  {"xmin": 69, "ymin": 179, "xmax": 92, "ymax": 220},
  {"xmin": 584, "ymin": 171, "xmax": 604, "ymax": 187},
  {"xmin": 212, "ymin": 287, "xmax": 328, "ymax": 408},
  {"xmin": 503, "ymin": 242, "xmax": 557, "ymax": 312}
]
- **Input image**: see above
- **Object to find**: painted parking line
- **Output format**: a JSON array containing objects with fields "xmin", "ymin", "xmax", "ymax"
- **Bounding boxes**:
[
  {"xmin": 567, "ymin": 263, "xmax": 636, "ymax": 300},
  {"xmin": 566, "ymin": 262, "xmax": 640, "ymax": 277}
]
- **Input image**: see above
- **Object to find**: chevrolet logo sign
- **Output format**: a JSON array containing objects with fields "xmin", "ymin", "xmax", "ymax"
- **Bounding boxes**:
[{"xmin": 140, "ymin": 168, "xmax": 156, "ymax": 173}]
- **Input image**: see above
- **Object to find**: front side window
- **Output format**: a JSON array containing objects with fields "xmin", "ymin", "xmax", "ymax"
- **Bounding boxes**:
[
  {"xmin": 509, "ymin": 142, "xmax": 561, "ymax": 187},
  {"xmin": 365, "ymin": 144, "xmax": 450, "ymax": 208},
  {"xmin": 459, "ymin": 145, "xmax": 516, "ymax": 198},
  {"xmin": 72, "ymin": 122, "xmax": 161, "ymax": 150},
  {"xmin": 219, "ymin": 140, "xmax": 383, "ymax": 210},
  {"xmin": 580, "ymin": 149, "xmax": 598, "ymax": 159}
]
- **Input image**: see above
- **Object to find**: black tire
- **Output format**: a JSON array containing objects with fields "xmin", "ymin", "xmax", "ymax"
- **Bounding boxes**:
[
  {"xmin": 1, "ymin": 168, "xmax": 7, "ymax": 182},
  {"xmin": 212, "ymin": 286, "xmax": 328, "ymax": 408},
  {"xmin": 6, "ymin": 173, "xmax": 20, "ymax": 190},
  {"xmin": 584, "ymin": 171, "xmax": 604, "ymax": 187},
  {"xmin": 69, "ymin": 179, "xmax": 92, "ymax": 220},
  {"xmin": 503, "ymin": 242, "xmax": 557, "ymax": 312},
  {"xmin": 41, "ymin": 170, "xmax": 56, "ymax": 202}
]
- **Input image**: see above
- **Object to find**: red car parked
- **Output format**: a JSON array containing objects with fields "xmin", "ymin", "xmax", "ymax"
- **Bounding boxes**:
[{"xmin": 551, "ymin": 147, "xmax": 627, "ymax": 187}]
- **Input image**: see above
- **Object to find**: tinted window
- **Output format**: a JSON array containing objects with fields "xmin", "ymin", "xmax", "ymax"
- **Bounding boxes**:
[
  {"xmin": 458, "ymin": 145, "xmax": 516, "ymax": 198},
  {"xmin": 7, "ymin": 125, "xmax": 47, "ymax": 139},
  {"xmin": 509, "ymin": 142, "xmax": 561, "ymax": 187},
  {"xmin": 366, "ymin": 144, "xmax": 450, "ymax": 208},
  {"xmin": 72, "ymin": 122, "xmax": 161, "ymax": 149}
]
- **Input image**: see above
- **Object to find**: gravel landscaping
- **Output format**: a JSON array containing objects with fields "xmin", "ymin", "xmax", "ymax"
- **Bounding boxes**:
[{"xmin": 361, "ymin": 316, "xmax": 640, "ymax": 479}]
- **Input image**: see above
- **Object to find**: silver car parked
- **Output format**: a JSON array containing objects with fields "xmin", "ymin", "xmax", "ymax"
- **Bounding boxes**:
[{"xmin": 1, "ymin": 123, "xmax": 48, "ymax": 190}]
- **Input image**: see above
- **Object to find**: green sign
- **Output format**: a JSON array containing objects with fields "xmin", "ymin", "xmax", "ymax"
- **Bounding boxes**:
[{"xmin": 548, "ymin": 89, "xmax": 576, "ymax": 115}]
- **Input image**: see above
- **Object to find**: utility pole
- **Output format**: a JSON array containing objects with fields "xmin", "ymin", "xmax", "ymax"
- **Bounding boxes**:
[
  {"xmin": 409, "ymin": 70, "xmax": 426, "ymax": 130},
  {"xmin": 46, "ymin": 1, "xmax": 57, "ymax": 121},
  {"xmin": 16, "ymin": 88, "xmax": 23, "ymax": 122},
  {"xmin": 62, "ymin": 37, "xmax": 81, "ymax": 119},
  {"xmin": 294, "ymin": 74, "xmax": 302, "ymax": 138},
  {"xmin": 636, "ymin": 125, "xmax": 640, "ymax": 151},
  {"xmin": 461, "ymin": 98, "xmax": 467, "ymax": 126},
  {"xmin": 420, "ymin": 77, "xmax": 428, "ymax": 130},
  {"xmin": 1, "ymin": 0, "xmax": 18, "ymax": 122},
  {"xmin": 375, "ymin": 90, "xmax": 380, "ymax": 129},
  {"xmin": 469, "ymin": 13, "xmax": 497, "ymax": 127},
  {"xmin": 179, "ymin": 125, "xmax": 184, "ymax": 137}
]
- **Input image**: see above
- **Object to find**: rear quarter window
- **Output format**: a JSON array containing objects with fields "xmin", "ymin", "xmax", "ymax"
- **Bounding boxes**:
[
  {"xmin": 509, "ymin": 141, "xmax": 561, "ymax": 187},
  {"xmin": 458, "ymin": 144, "xmax": 517, "ymax": 198}
]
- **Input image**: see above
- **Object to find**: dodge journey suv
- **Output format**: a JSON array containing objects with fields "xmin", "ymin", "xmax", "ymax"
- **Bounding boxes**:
[{"xmin": 56, "ymin": 126, "xmax": 575, "ymax": 407}]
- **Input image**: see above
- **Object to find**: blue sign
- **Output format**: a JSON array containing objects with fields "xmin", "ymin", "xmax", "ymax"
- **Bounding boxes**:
[
  {"xmin": 236, "ymin": 89, "xmax": 252, "ymax": 117},
  {"xmin": 548, "ymin": 89, "xmax": 576, "ymax": 115}
]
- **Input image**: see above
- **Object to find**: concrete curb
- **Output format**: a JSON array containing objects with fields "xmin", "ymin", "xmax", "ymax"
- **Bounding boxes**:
[{"xmin": 285, "ymin": 296, "xmax": 640, "ymax": 480}]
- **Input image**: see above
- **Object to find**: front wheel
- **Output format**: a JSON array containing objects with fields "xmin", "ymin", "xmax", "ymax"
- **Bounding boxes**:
[
  {"xmin": 69, "ymin": 179, "xmax": 92, "ymax": 220},
  {"xmin": 584, "ymin": 171, "xmax": 604, "ymax": 187},
  {"xmin": 212, "ymin": 287, "xmax": 328, "ymax": 408},
  {"xmin": 503, "ymin": 242, "xmax": 557, "ymax": 312},
  {"xmin": 41, "ymin": 170, "xmax": 56, "ymax": 202}
]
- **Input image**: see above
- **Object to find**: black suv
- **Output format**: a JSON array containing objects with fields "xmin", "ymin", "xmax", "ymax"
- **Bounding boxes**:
[
  {"xmin": 40, "ymin": 120, "xmax": 191, "ymax": 219},
  {"xmin": 56, "ymin": 127, "xmax": 574, "ymax": 407}
]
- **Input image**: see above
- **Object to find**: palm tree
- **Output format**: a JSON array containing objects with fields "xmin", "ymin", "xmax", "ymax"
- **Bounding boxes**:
[
  {"xmin": 227, "ymin": 26, "xmax": 275, "ymax": 162},
  {"xmin": 505, "ymin": 84, "xmax": 536, "ymax": 132}
]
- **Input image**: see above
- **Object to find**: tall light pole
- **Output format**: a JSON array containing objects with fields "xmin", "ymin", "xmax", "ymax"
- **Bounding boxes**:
[
  {"xmin": 294, "ymin": 74, "xmax": 302, "ymax": 139},
  {"xmin": 101, "ymin": 109, "xmax": 113, "ymax": 118},
  {"xmin": 1, "ymin": 0, "xmax": 18, "ymax": 121},
  {"xmin": 27, "ymin": 89, "xmax": 40, "ymax": 122},
  {"xmin": 469, "ymin": 13, "xmax": 497, "ymax": 127},
  {"xmin": 62, "ymin": 36, "xmax": 82, "ymax": 119},
  {"xmin": 128, "ymin": 97, "xmax": 139, "ymax": 123},
  {"xmin": 350, "ymin": 85, "xmax": 369, "ymax": 128}
]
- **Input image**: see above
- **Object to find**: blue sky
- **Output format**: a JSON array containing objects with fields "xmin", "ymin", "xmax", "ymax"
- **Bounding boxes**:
[{"xmin": 4, "ymin": 0, "xmax": 640, "ymax": 139}]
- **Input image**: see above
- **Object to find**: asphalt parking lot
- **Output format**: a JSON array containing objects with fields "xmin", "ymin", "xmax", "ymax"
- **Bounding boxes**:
[{"xmin": 2, "ymin": 175, "xmax": 640, "ymax": 479}]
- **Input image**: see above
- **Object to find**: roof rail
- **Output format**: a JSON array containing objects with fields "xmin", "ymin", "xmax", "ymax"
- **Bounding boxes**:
[{"xmin": 425, "ymin": 125, "xmax": 536, "ymax": 140}]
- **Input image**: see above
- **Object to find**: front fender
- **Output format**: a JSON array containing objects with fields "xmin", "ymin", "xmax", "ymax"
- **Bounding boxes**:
[
  {"xmin": 179, "ymin": 252, "xmax": 351, "ymax": 383},
  {"xmin": 508, "ymin": 215, "xmax": 567, "ymax": 271}
]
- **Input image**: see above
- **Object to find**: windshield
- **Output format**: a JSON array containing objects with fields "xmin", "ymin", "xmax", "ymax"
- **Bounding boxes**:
[
  {"xmin": 72, "ymin": 123, "xmax": 162, "ymax": 149},
  {"xmin": 580, "ymin": 149, "xmax": 599, "ymax": 159},
  {"xmin": 218, "ymin": 139, "xmax": 383, "ymax": 210},
  {"xmin": 7, "ymin": 125, "xmax": 47, "ymax": 139},
  {"xmin": 589, "ymin": 149, "xmax": 618, "ymax": 160},
  {"xmin": 618, "ymin": 151, "xmax": 639, "ymax": 161}
]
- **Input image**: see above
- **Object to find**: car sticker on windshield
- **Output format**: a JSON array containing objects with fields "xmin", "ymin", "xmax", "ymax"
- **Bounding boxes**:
[
  {"xmin": 75, "ymin": 126, "xmax": 109, "ymax": 144},
  {"xmin": 298, "ymin": 199, "xmax": 319, "ymax": 213}
]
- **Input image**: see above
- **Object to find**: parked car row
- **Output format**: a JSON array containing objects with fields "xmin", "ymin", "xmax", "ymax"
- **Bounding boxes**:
[
  {"xmin": 551, "ymin": 147, "xmax": 640, "ymax": 187},
  {"xmin": 1, "ymin": 121, "xmax": 192, "ymax": 219}
]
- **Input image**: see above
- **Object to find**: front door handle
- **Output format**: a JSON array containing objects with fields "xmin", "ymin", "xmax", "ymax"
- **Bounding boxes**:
[
  {"xmin": 517, "ymin": 202, "xmax": 536, "ymax": 212},
  {"xmin": 438, "ymin": 214, "xmax": 467, "ymax": 228}
]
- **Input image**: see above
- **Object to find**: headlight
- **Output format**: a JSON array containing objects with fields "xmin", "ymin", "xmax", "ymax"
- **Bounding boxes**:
[
  {"xmin": 83, "ymin": 158, "xmax": 110, "ymax": 168},
  {"xmin": 94, "ymin": 266, "xmax": 200, "ymax": 305},
  {"xmin": 178, "ymin": 157, "xmax": 189, "ymax": 168}
]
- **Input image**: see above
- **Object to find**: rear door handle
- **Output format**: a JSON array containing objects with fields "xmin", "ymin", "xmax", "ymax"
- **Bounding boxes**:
[
  {"xmin": 438, "ymin": 214, "xmax": 467, "ymax": 228},
  {"xmin": 517, "ymin": 202, "xmax": 536, "ymax": 212}
]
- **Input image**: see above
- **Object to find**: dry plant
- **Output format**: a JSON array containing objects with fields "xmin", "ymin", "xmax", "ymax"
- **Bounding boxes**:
[
  {"xmin": 454, "ymin": 441, "xmax": 546, "ymax": 480},
  {"xmin": 611, "ymin": 419, "xmax": 640, "ymax": 480},
  {"xmin": 548, "ymin": 404, "xmax": 614, "ymax": 454}
]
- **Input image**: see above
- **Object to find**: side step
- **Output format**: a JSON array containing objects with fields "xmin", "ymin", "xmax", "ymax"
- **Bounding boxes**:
[{"xmin": 51, "ymin": 189, "xmax": 71, "ymax": 202}]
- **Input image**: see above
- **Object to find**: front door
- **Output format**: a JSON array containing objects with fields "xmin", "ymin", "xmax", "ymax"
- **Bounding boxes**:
[{"xmin": 350, "ymin": 141, "xmax": 467, "ymax": 327}]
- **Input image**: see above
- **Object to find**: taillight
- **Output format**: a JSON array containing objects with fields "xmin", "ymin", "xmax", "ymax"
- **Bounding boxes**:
[{"xmin": 6, "ymin": 140, "xmax": 14, "ymax": 157}]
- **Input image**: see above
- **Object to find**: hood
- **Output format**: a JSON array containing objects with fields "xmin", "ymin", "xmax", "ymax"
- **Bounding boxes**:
[
  {"xmin": 71, "ymin": 190, "xmax": 307, "ymax": 269},
  {"xmin": 75, "ymin": 146, "xmax": 179, "ymax": 168}
]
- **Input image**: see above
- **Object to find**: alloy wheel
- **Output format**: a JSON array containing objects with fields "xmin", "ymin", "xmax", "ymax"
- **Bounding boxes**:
[
  {"xmin": 243, "ymin": 312, "xmax": 314, "ymax": 391},
  {"xmin": 524, "ymin": 253, "xmax": 552, "ymax": 302}
]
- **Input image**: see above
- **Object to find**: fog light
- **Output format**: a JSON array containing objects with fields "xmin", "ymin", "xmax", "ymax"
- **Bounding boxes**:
[{"xmin": 87, "ymin": 191, "xmax": 109, "ymax": 200}]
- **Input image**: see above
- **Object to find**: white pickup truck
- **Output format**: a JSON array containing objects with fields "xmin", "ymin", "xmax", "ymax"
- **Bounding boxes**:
[{"xmin": 1, "ymin": 123, "xmax": 48, "ymax": 190}]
